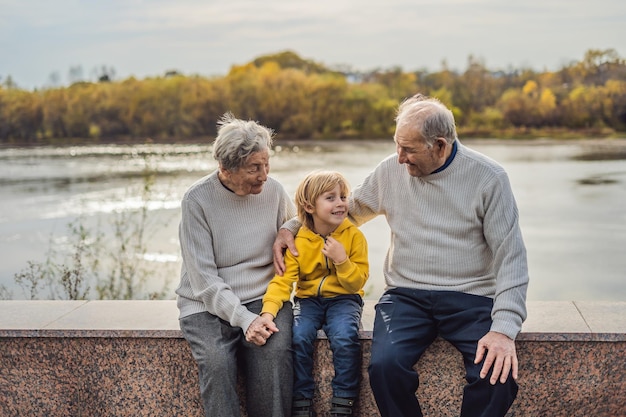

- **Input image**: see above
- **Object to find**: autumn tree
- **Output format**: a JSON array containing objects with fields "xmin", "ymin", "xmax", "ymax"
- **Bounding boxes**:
[
  {"xmin": 1, "ymin": 49, "xmax": 626, "ymax": 144},
  {"xmin": 252, "ymin": 50, "xmax": 331, "ymax": 74},
  {"xmin": 0, "ymin": 88, "xmax": 43, "ymax": 142}
]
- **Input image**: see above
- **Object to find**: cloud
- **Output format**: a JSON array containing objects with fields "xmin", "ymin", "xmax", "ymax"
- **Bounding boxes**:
[{"xmin": 1, "ymin": 0, "xmax": 625, "ymax": 89}]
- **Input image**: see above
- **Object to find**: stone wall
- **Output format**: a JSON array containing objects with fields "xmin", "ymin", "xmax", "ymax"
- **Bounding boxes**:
[{"xmin": 1, "ymin": 300, "xmax": 625, "ymax": 416}]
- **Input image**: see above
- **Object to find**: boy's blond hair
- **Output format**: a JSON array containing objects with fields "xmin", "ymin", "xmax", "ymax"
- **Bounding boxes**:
[{"xmin": 295, "ymin": 171, "xmax": 351, "ymax": 231}]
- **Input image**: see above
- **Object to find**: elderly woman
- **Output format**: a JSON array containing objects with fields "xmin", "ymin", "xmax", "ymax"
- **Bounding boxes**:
[{"xmin": 176, "ymin": 113, "xmax": 296, "ymax": 417}]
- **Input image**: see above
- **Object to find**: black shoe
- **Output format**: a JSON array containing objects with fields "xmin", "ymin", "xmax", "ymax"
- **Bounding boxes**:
[
  {"xmin": 292, "ymin": 397, "xmax": 316, "ymax": 417},
  {"xmin": 330, "ymin": 397, "xmax": 355, "ymax": 416}
]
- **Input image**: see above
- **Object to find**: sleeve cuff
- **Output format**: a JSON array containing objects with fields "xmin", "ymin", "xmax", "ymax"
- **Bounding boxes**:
[
  {"xmin": 261, "ymin": 301, "xmax": 281, "ymax": 318},
  {"xmin": 490, "ymin": 315, "xmax": 522, "ymax": 340}
]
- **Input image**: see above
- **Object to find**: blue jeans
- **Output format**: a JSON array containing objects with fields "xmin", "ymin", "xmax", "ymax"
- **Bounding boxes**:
[
  {"xmin": 368, "ymin": 288, "xmax": 518, "ymax": 417},
  {"xmin": 292, "ymin": 294, "xmax": 363, "ymax": 399},
  {"xmin": 179, "ymin": 300, "xmax": 293, "ymax": 417}
]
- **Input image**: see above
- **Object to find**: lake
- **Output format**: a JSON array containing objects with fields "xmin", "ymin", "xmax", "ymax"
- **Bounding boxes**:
[{"xmin": 1, "ymin": 139, "xmax": 625, "ymax": 301}]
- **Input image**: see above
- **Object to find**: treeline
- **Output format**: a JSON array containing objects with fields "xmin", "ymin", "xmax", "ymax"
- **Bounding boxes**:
[{"xmin": 1, "ymin": 49, "xmax": 626, "ymax": 144}]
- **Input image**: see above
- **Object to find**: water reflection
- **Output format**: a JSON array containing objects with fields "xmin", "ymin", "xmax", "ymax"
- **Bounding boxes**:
[{"xmin": 1, "ymin": 139, "xmax": 625, "ymax": 301}]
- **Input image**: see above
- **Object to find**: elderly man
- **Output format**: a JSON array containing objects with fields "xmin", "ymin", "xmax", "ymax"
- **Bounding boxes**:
[{"xmin": 274, "ymin": 94, "xmax": 529, "ymax": 417}]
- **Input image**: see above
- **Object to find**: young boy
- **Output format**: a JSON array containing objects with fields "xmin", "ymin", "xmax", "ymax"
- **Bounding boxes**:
[{"xmin": 262, "ymin": 170, "xmax": 369, "ymax": 417}]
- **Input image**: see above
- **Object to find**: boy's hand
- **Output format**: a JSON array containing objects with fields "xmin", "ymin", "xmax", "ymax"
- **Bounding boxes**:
[{"xmin": 322, "ymin": 236, "xmax": 347, "ymax": 264}]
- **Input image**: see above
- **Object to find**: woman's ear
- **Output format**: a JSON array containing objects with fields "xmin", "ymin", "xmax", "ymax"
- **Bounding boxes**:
[{"xmin": 218, "ymin": 165, "xmax": 230, "ymax": 177}]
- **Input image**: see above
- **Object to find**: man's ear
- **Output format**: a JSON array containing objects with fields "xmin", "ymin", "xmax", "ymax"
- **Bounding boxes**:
[{"xmin": 436, "ymin": 138, "xmax": 447, "ymax": 154}]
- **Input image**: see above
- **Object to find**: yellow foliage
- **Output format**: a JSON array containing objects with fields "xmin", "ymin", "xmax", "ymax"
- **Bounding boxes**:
[
  {"xmin": 537, "ymin": 72, "xmax": 559, "ymax": 89},
  {"xmin": 2, "ymin": 48, "xmax": 626, "ymax": 142},
  {"xmin": 227, "ymin": 63, "xmax": 257, "ymax": 77},
  {"xmin": 538, "ymin": 89, "xmax": 557, "ymax": 113},
  {"xmin": 569, "ymin": 86, "xmax": 587, "ymax": 102},
  {"xmin": 605, "ymin": 80, "xmax": 626, "ymax": 94},
  {"xmin": 522, "ymin": 80, "xmax": 539, "ymax": 97}
]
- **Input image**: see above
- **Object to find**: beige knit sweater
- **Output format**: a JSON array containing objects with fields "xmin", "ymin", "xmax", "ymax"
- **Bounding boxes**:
[
  {"xmin": 176, "ymin": 171, "xmax": 296, "ymax": 333},
  {"xmin": 286, "ymin": 141, "xmax": 529, "ymax": 339}
]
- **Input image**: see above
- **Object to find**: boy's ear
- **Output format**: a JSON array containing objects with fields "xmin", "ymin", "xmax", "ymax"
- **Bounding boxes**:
[{"xmin": 303, "ymin": 203, "xmax": 315, "ymax": 214}]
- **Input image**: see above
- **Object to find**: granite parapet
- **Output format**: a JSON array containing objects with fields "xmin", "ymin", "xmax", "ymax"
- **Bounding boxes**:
[{"xmin": 1, "ymin": 300, "xmax": 625, "ymax": 416}]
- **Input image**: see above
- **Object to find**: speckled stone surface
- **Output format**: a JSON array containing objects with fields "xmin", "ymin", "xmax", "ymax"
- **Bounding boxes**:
[
  {"xmin": 1, "ymin": 300, "xmax": 625, "ymax": 417},
  {"xmin": 1, "ymin": 337, "xmax": 203, "ymax": 416}
]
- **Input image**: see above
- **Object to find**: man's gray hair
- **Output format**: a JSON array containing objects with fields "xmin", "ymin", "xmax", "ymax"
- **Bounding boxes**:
[
  {"xmin": 396, "ymin": 94, "xmax": 458, "ymax": 146},
  {"xmin": 212, "ymin": 112, "xmax": 274, "ymax": 171}
]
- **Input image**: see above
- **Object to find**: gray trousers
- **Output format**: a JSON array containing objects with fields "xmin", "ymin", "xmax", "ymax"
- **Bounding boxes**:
[{"xmin": 180, "ymin": 300, "xmax": 293, "ymax": 417}]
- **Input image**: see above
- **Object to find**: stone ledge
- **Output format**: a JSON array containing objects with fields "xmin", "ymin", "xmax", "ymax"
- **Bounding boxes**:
[
  {"xmin": 1, "ymin": 300, "xmax": 625, "ymax": 417},
  {"xmin": 0, "ymin": 300, "xmax": 626, "ymax": 334},
  {"xmin": 1, "ymin": 300, "xmax": 625, "ymax": 340}
]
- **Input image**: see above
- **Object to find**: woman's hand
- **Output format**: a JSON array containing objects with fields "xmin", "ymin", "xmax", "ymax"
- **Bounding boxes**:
[{"xmin": 245, "ymin": 314, "xmax": 279, "ymax": 346}]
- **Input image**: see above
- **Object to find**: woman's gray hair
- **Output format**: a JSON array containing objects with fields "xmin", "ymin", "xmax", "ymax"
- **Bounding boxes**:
[
  {"xmin": 396, "ymin": 94, "xmax": 458, "ymax": 146},
  {"xmin": 212, "ymin": 112, "xmax": 274, "ymax": 171}
]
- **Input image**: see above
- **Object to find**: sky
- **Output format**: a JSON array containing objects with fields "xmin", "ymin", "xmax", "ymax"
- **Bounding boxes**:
[{"xmin": 1, "ymin": 0, "xmax": 625, "ymax": 90}]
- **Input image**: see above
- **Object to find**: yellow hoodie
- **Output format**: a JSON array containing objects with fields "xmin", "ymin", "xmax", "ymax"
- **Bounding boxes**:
[{"xmin": 262, "ymin": 218, "xmax": 369, "ymax": 317}]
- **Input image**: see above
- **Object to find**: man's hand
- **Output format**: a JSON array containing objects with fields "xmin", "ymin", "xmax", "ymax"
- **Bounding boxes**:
[
  {"xmin": 245, "ymin": 315, "xmax": 279, "ymax": 346},
  {"xmin": 272, "ymin": 228, "xmax": 298, "ymax": 275},
  {"xmin": 475, "ymin": 331, "xmax": 519, "ymax": 384}
]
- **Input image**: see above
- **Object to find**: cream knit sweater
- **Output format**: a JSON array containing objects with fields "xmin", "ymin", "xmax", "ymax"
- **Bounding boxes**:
[
  {"xmin": 352, "ymin": 142, "xmax": 528, "ymax": 339},
  {"xmin": 285, "ymin": 141, "xmax": 528, "ymax": 339},
  {"xmin": 176, "ymin": 171, "xmax": 296, "ymax": 333}
]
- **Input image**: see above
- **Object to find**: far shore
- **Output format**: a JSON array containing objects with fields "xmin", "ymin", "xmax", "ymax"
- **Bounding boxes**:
[{"xmin": 1, "ymin": 130, "xmax": 626, "ymax": 150}]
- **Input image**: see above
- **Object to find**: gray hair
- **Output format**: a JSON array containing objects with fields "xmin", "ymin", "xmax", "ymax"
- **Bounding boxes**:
[
  {"xmin": 395, "ymin": 94, "xmax": 458, "ymax": 146},
  {"xmin": 212, "ymin": 112, "xmax": 274, "ymax": 171}
]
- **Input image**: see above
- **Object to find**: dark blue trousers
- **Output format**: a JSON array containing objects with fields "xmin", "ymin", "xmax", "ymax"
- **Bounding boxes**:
[
  {"xmin": 368, "ymin": 288, "xmax": 518, "ymax": 417},
  {"xmin": 292, "ymin": 294, "xmax": 363, "ymax": 399}
]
